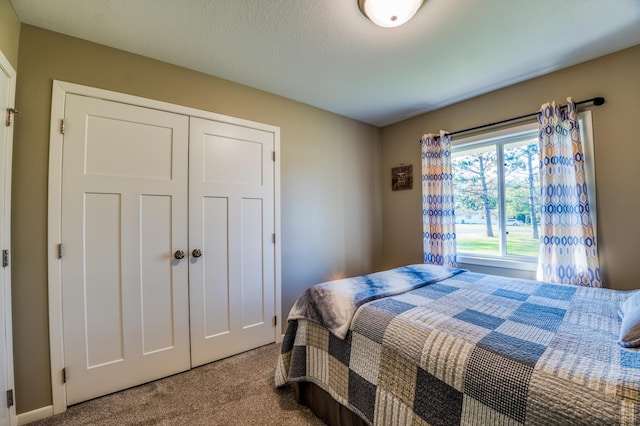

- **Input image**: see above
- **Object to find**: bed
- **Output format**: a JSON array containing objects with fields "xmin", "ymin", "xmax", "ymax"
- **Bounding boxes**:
[{"xmin": 275, "ymin": 264, "xmax": 640, "ymax": 425}]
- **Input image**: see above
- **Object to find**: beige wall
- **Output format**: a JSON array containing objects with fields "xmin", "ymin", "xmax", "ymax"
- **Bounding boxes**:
[
  {"xmin": 0, "ymin": 0, "xmax": 19, "ymax": 69},
  {"xmin": 12, "ymin": 25, "xmax": 382, "ymax": 413},
  {"xmin": 381, "ymin": 45, "xmax": 640, "ymax": 290}
]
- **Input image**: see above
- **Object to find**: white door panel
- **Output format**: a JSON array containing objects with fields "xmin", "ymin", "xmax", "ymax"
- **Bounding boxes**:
[
  {"xmin": 189, "ymin": 118, "xmax": 275, "ymax": 367},
  {"xmin": 140, "ymin": 195, "xmax": 177, "ymax": 355},
  {"xmin": 201, "ymin": 196, "xmax": 230, "ymax": 337},
  {"xmin": 61, "ymin": 94, "xmax": 190, "ymax": 405},
  {"xmin": 83, "ymin": 192, "xmax": 123, "ymax": 368}
]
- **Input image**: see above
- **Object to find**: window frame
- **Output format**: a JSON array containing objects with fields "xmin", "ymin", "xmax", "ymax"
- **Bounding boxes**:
[{"xmin": 451, "ymin": 111, "xmax": 596, "ymax": 272}]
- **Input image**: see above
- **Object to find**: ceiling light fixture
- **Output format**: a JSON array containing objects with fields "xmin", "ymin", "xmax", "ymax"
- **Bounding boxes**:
[{"xmin": 358, "ymin": 0, "xmax": 424, "ymax": 28}]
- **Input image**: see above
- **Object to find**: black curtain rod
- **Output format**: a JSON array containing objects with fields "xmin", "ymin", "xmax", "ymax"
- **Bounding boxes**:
[{"xmin": 421, "ymin": 97, "xmax": 605, "ymax": 142}]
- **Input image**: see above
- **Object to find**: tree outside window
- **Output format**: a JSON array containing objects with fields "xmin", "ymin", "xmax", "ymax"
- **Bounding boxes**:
[{"xmin": 452, "ymin": 131, "xmax": 540, "ymax": 259}]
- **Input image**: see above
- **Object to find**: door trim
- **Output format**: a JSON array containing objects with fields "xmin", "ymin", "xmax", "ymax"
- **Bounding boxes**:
[
  {"xmin": 47, "ymin": 80, "xmax": 282, "ymax": 414},
  {"xmin": 0, "ymin": 49, "xmax": 16, "ymax": 426}
]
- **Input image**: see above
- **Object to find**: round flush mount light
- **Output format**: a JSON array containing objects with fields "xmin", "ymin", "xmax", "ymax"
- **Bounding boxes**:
[{"xmin": 358, "ymin": 0, "xmax": 424, "ymax": 28}]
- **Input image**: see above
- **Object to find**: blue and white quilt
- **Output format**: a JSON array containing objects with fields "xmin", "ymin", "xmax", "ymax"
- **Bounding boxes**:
[
  {"xmin": 287, "ymin": 263, "xmax": 464, "ymax": 339},
  {"xmin": 276, "ymin": 264, "xmax": 640, "ymax": 425}
]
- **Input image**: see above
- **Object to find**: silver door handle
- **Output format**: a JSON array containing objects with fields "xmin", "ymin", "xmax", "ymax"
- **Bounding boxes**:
[
  {"xmin": 174, "ymin": 250, "xmax": 185, "ymax": 260},
  {"xmin": 192, "ymin": 249, "xmax": 202, "ymax": 258}
]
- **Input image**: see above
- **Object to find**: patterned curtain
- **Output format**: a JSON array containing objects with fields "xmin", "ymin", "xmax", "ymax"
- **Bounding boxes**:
[
  {"xmin": 421, "ymin": 131, "xmax": 457, "ymax": 267},
  {"xmin": 537, "ymin": 98, "xmax": 601, "ymax": 287}
]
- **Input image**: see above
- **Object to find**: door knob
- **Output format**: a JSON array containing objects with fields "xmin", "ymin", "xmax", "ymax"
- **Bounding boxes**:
[
  {"xmin": 174, "ymin": 250, "xmax": 185, "ymax": 260},
  {"xmin": 192, "ymin": 249, "xmax": 202, "ymax": 258}
]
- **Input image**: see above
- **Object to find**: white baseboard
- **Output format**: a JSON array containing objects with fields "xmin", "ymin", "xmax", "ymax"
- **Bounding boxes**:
[{"xmin": 17, "ymin": 405, "xmax": 54, "ymax": 425}]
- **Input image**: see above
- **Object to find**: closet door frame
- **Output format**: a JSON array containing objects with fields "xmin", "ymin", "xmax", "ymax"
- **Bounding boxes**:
[{"xmin": 47, "ymin": 80, "xmax": 282, "ymax": 414}]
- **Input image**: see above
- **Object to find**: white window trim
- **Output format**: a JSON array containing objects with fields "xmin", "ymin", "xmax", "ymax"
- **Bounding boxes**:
[
  {"xmin": 457, "ymin": 254, "xmax": 539, "ymax": 271},
  {"xmin": 451, "ymin": 111, "xmax": 596, "ymax": 271}
]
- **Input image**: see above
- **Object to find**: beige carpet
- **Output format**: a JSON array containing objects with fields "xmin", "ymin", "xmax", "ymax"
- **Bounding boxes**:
[{"xmin": 28, "ymin": 343, "xmax": 324, "ymax": 425}]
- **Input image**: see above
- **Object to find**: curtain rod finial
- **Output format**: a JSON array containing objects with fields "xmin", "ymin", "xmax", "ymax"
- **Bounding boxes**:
[{"xmin": 593, "ymin": 97, "xmax": 605, "ymax": 106}]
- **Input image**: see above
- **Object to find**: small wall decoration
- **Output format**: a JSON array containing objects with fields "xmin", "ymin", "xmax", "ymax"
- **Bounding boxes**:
[{"xmin": 392, "ymin": 164, "xmax": 413, "ymax": 191}]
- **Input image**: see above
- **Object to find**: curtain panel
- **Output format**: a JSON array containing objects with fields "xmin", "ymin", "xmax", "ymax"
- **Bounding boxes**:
[
  {"xmin": 537, "ymin": 98, "xmax": 601, "ymax": 287},
  {"xmin": 421, "ymin": 131, "xmax": 457, "ymax": 267}
]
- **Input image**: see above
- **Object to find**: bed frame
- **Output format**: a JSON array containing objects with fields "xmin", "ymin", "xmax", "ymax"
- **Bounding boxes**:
[{"xmin": 294, "ymin": 382, "xmax": 365, "ymax": 426}]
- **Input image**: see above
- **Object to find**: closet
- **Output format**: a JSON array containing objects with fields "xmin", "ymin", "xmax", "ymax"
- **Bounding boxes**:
[{"xmin": 48, "ymin": 82, "xmax": 280, "ymax": 408}]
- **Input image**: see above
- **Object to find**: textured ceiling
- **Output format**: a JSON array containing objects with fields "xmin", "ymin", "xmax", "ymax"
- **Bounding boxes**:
[{"xmin": 10, "ymin": 0, "xmax": 640, "ymax": 126}]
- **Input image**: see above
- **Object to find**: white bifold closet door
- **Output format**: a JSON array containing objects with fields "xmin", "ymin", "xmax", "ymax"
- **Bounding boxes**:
[
  {"xmin": 61, "ymin": 94, "xmax": 191, "ymax": 405},
  {"xmin": 59, "ymin": 94, "xmax": 276, "ymax": 405},
  {"xmin": 188, "ymin": 117, "xmax": 275, "ymax": 367}
]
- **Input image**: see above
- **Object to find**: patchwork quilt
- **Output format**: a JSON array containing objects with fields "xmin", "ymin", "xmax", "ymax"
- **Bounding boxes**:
[
  {"xmin": 275, "ymin": 265, "xmax": 640, "ymax": 425},
  {"xmin": 287, "ymin": 264, "xmax": 465, "ymax": 339}
]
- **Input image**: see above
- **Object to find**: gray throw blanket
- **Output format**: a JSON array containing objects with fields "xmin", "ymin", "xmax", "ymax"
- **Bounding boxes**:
[{"xmin": 287, "ymin": 263, "xmax": 465, "ymax": 339}]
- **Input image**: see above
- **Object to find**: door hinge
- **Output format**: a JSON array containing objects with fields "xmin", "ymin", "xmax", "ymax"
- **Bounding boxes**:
[
  {"xmin": 2, "ymin": 249, "xmax": 8, "ymax": 268},
  {"xmin": 60, "ymin": 119, "xmax": 65, "ymax": 134},
  {"xmin": 57, "ymin": 243, "xmax": 63, "ymax": 259},
  {"xmin": 5, "ymin": 108, "xmax": 18, "ymax": 127},
  {"xmin": 62, "ymin": 367, "xmax": 67, "ymax": 384},
  {"xmin": 272, "ymin": 315, "xmax": 277, "ymax": 327},
  {"xmin": 272, "ymin": 233, "xmax": 275, "ymax": 244},
  {"xmin": 272, "ymin": 151, "xmax": 276, "ymax": 162},
  {"xmin": 6, "ymin": 389, "xmax": 13, "ymax": 408}
]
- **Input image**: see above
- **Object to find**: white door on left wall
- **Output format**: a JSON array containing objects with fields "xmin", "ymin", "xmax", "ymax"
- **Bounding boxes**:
[{"xmin": 0, "ymin": 50, "xmax": 16, "ymax": 426}]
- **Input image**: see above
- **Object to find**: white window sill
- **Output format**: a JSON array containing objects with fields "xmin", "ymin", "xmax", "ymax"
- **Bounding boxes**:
[{"xmin": 457, "ymin": 254, "xmax": 538, "ymax": 272}]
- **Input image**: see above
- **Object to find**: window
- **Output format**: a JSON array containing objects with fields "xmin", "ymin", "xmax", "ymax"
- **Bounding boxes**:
[{"xmin": 451, "ymin": 112, "xmax": 596, "ymax": 270}]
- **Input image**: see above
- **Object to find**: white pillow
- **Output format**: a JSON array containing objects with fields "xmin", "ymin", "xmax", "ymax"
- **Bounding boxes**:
[{"xmin": 619, "ymin": 291, "xmax": 640, "ymax": 348}]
